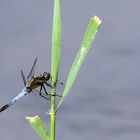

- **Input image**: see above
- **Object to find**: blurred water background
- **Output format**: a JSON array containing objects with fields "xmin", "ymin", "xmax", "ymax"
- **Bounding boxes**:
[{"xmin": 0, "ymin": 0, "xmax": 140, "ymax": 140}]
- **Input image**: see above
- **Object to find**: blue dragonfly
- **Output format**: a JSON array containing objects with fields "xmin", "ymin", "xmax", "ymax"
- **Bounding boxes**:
[{"xmin": 0, "ymin": 57, "xmax": 61, "ymax": 113}]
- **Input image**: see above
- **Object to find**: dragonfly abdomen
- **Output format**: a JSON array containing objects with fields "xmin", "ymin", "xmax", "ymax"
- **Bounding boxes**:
[
  {"xmin": 0, "ymin": 102, "xmax": 12, "ymax": 112},
  {"xmin": 0, "ymin": 89, "xmax": 28, "ymax": 113}
]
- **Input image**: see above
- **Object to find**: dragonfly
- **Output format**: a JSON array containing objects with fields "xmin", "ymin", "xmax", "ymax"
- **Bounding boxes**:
[{"xmin": 0, "ymin": 57, "xmax": 61, "ymax": 113}]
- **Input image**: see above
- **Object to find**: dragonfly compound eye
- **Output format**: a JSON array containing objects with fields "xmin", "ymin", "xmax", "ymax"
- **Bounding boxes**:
[{"xmin": 43, "ymin": 72, "xmax": 51, "ymax": 80}]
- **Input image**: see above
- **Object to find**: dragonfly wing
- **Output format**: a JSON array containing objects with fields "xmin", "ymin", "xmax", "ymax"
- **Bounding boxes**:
[
  {"xmin": 0, "ymin": 88, "xmax": 28, "ymax": 113},
  {"xmin": 27, "ymin": 57, "xmax": 37, "ymax": 79},
  {"xmin": 21, "ymin": 70, "xmax": 27, "ymax": 86},
  {"xmin": 26, "ymin": 89, "xmax": 51, "ymax": 115}
]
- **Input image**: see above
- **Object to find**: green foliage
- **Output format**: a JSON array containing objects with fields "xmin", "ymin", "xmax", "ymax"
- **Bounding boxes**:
[
  {"xmin": 26, "ymin": 116, "xmax": 49, "ymax": 140},
  {"xmin": 51, "ymin": 0, "xmax": 61, "ymax": 85},
  {"xmin": 56, "ymin": 16, "xmax": 101, "ymax": 110},
  {"xmin": 50, "ymin": 0, "xmax": 61, "ymax": 140},
  {"xmin": 25, "ymin": 1, "xmax": 101, "ymax": 140}
]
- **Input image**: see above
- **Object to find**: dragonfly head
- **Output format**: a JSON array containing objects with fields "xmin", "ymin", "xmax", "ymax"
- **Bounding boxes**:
[{"xmin": 43, "ymin": 72, "xmax": 51, "ymax": 81}]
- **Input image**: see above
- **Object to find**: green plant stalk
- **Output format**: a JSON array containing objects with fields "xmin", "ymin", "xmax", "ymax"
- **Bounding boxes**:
[
  {"xmin": 51, "ymin": 0, "xmax": 61, "ymax": 139},
  {"xmin": 50, "ymin": 88, "xmax": 56, "ymax": 140}
]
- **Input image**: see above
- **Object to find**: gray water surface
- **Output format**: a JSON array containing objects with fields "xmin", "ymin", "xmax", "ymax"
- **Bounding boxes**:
[{"xmin": 0, "ymin": 0, "xmax": 140, "ymax": 140}]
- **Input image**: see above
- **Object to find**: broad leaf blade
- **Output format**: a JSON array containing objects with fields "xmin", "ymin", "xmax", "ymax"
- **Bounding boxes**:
[
  {"xmin": 26, "ymin": 115, "xmax": 49, "ymax": 140},
  {"xmin": 56, "ymin": 16, "xmax": 101, "ymax": 110},
  {"xmin": 51, "ymin": 0, "xmax": 61, "ymax": 84}
]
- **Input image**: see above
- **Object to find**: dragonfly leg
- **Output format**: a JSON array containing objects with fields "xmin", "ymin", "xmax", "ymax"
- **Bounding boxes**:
[
  {"xmin": 39, "ymin": 85, "xmax": 50, "ymax": 100},
  {"xmin": 39, "ymin": 85, "xmax": 43, "ymax": 94},
  {"xmin": 54, "ymin": 94, "xmax": 62, "ymax": 97},
  {"xmin": 42, "ymin": 84, "xmax": 49, "ymax": 95},
  {"xmin": 44, "ymin": 82, "xmax": 52, "ymax": 88},
  {"xmin": 43, "ymin": 83, "xmax": 62, "ymax": 98},
  {"xmin": 39, "ymin": 92, "xmax": 50, "ymax": 100}
]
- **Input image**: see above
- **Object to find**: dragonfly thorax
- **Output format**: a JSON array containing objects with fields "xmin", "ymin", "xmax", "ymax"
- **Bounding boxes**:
[{"xmin": 25, "ymin": 72, "xmax": 51, "ymax": 92}]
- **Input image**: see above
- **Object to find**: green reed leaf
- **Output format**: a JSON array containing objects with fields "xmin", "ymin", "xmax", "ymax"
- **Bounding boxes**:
[
  {"xmin": 56, "ymin": 16, "xmax": 101, "ymax": 111},
  {"xmin": 51, "ymin": 0, "xmax": 61, "ymax": 85},
  {"xmin": 26, "ymin": 115, "xmax": 49, "ymax": 140}
]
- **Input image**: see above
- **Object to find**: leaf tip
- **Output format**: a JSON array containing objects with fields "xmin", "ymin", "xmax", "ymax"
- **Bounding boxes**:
[
  {"xmin": 92, "ymin": 16, "xmax": 102, "ymax": 26},
  {"xmin": 25, "ymin": 115, "xmax": 39, "ymax": 123}
]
